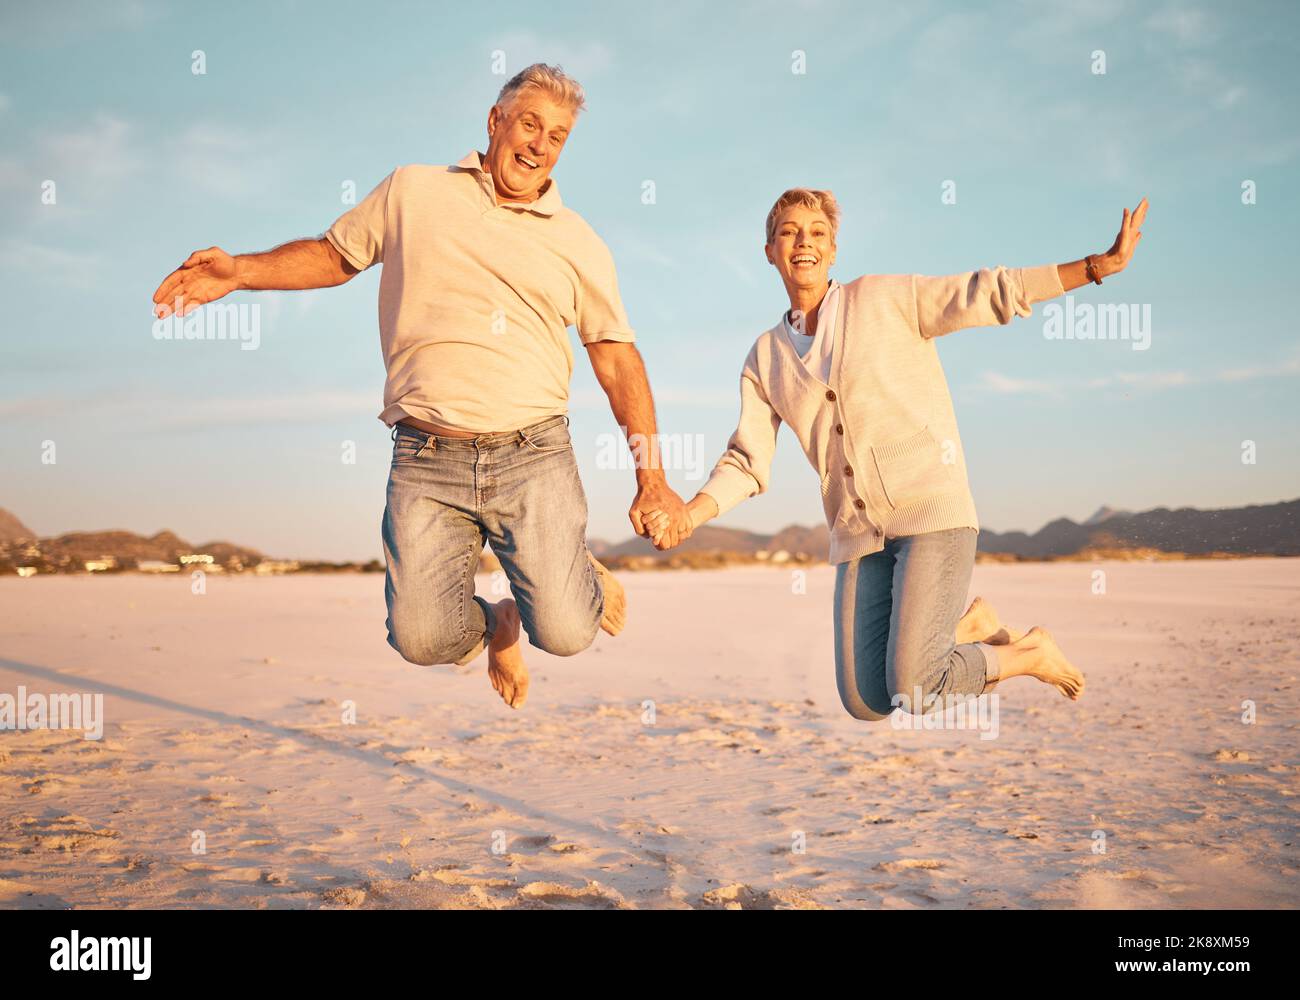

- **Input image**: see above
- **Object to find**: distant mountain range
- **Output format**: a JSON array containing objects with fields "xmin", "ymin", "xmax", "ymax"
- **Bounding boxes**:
[
  {"xmin": 591, "ymin": 522, "xmax": 830, "ymax": 561},
  {"xmin": 3, "ymin": 497, "xmax": 1297, "ymax": 573},
  {"xmin": 590, "ymin": 497, "xmax": 1300, "ymax": 562},
  {"xmin": 977, "ymin": 499, "xmax": 1299, "ymax": 559},
  {"xmin": 0, "ymin": 512, "xmax": 267, "ymax": 572}
]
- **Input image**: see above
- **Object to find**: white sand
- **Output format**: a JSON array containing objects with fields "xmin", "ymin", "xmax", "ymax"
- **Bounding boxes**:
[{"xmin": 1, "ymin": 559, "xmax": 1297, "ymax": 909}]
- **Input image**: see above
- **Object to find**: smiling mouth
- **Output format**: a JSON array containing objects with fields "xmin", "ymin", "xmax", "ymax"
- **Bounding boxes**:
[
  {"xmin": 791, "ymin": 255, "xmax": 819, "ymax": 268},
  {"xmin": 514, "ymin": 153, "xmax": 540, "ymax": 170}
]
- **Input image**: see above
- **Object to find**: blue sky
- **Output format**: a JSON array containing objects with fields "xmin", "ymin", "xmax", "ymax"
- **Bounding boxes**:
[{"xmin": 2, "ymin": 0, "xmax": 1297, "ymax": 560}]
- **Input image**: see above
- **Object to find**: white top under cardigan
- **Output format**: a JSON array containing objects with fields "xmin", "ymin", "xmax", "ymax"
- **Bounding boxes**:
[
  {"xmin": 782, "ymin": 279, "xmax": 841, "ymax": 384},
  {"xmin": 700, "ymin": 265, "xmax": 1066, "ymax": 565}
]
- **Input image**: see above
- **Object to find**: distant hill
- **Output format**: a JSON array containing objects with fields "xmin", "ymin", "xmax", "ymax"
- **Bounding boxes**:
[
  {"xmin": 979, "ymin": 498, "xmax": 1300, "ymax": 558},
  {"xmin": 601, "ymin": 498, "xmax": 1299, "ymax": 563},
  {"xmin": 2, "ymin": 526, "xmax": 266, "ymax": 571},
  {"xmin": 1082, "ymin": 505, "xmax": 1133, "ymax": 526},
  {"xmin": 5, "ymin": 496, "xmax": 1296, "ymax": 573},
  {"xmin": 0, "ymin": 507, "xmax": 35, "ymax": 542},
  {"xmin": 605, "ymin": 522, "xmax": 830, "ymax": 562}
]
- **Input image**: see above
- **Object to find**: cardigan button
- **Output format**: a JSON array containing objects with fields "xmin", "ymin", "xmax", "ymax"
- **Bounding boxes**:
[
  {"xmin": 825, "ymin": 390, "xmax": 836, "ymax": 401},
  {"xmin": 854, "ymin": 499, "xmax": 866, "ymax": 509},
  {"xmin": 844, "ymin": 464, "xmax": 853, "ymax": 477},
  {"xmin": 835, "ymin": 423, "xmax": 843, "ymax": 434}
]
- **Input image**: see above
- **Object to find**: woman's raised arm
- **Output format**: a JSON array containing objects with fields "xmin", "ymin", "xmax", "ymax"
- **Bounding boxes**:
[{"xmin": 913, "ymin": 197, "xmax": 1148, "ymax": 339}]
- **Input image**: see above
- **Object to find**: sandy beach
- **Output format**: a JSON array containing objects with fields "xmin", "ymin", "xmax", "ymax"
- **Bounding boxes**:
[{"xmin": 1, "ymin": 558, "xmax": 1297, "ymax": 909}]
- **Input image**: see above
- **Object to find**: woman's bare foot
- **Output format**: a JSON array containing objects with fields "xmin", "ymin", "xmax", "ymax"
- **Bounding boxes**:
[
  {"xmin": 1016, "ymin": 626, "xmax": 1085, "ymax": 700},
  {"xmin": 487, "ymin": 598, "xmax": 529, "ymax": 709},
  {"xmin": 957, "ymin": 596, "xmax": 1023, "ymax": 645},
  {"xmin": 957, "ymin": 596, "xmax": 998, "ymax": 643},
  {"xmin": 588, "ymin": 553, "xmax": 626, "ymax": 636}
]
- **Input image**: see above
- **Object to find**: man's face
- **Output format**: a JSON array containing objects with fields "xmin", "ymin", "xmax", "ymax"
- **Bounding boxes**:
[{"xmin": 484, "ymin": 92, "xmax": 576, "ymax": 203}]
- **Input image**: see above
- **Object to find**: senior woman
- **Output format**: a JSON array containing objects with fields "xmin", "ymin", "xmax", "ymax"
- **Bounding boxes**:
[{"xmin": 646, "ymin": 188, "xmax": 1147, "ymax": 720}]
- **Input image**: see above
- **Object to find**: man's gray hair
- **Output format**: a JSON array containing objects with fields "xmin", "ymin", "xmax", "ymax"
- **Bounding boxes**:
[{"xmin": 495, "ymin": 63, "xmax": 587, "ymax": 115}]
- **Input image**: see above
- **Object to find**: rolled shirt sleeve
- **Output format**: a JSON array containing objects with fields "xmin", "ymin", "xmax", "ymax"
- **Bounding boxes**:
[
  {"xmin": 575, "ymin": 238, "xmax": 636, "ymax": 344},
  {"xmin": 912, "ymin": 263, "xmax": 1064, "ymax": 339},
  {"xmin": 700, "ymin": 366, "xmax": 782, "ymax": 516},
  {"xmin": 325, "ymin": 169, "xmax": 396, "ymax": 272}
]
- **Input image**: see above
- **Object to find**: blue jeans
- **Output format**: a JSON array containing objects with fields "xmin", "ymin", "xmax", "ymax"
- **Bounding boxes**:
[
  {"xmin": 833, "ymin": 526, "xmax": 996, "ymax": 720},
  {"xmin": 382, "ymin": 414, "xmax": 604, "ymax": 666}
]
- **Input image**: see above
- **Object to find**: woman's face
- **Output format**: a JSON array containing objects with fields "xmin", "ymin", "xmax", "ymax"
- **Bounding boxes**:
[{"xmin": 765, "ymin": 205, "xmax": 836, "ymax": 294}]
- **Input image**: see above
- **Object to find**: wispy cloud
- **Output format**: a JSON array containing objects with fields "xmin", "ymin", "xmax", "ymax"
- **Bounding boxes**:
[
  {"xmin": 976, "ymin": 354, "xmax": 1300, "ymax": 396},
  {"xmin": 170, "ymin": 122, "xmax": 281, "ymax": 200},
  {"xmin": 0, "ymin": 114, "xmax": 142, "ymax": 227},
  {"xmin": 1, "ymin": 113, "xmax": 283, "ymax": 235},
  {"xmin": 0, "ymin": 389, "xmax": 378, "ymax": 429},
  {"xmin": 977, "ymin": 372, "xmax": 1063, "ymax": 397},
  {"xmin": 489, "ymin": 32, "xmax": 614, "ymax": 81},
  {"xmin": 1145, "ymin": 4, "xmax": 1217, "ymax": 47},
  {"xmin": 0, "ymin": 0, "xmax": 154, "ymax": 41},
  {"xmin": 569, "ymin": 385, "xmax": 737, "ymax": 410},
  {"xmin": 0, "ymin": 239, "xmax": 104, "ymax": 288}
]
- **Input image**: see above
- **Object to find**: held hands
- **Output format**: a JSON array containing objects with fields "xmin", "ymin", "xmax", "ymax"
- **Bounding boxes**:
[
  {"xmin": 642, "ymin": 507, "xmax": 695, "ymax": 550},
  {"xmin": 152, "ymin": 246, "xmax": 239, "ymax": 318},
  {"xmin": 1096, "ymin": 197, "xmax": 1148, "ymax": 278},
  {"xmin": 643, "ymin": 493, "xmax": 715, "ymax": 551},
  {"xmin": 630, "ymin": 480, "xmax": 690, "ymax": 550}
]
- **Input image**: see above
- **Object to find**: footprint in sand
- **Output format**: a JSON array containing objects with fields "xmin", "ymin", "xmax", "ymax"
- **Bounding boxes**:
[
  {"xmin": 699, "ymin": 883, "xmax": 824, "ymax": 910},
  {"xmin": 873, "ymin": 858, "xmax": 945, "ymax": 873},
  {"xmin": 0, "ymin": 878, "xmax": 69, "ymax": 909},
  {"xmin": 320, "ymin": 885, "xmax": 367, "ymax": 908},
  {"xmin": 16, "ymin": 813, "xmax": 120, "ymax": 853},
  {"xmin": 515, "ymin": 880, "xmax": 626, "ymax": 909}
]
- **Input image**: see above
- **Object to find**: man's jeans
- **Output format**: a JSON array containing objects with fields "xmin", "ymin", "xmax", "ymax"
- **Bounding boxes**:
[
  {"xmin": 383, "ymin": 414, "xmax": 604, "ymax": 666},
  {"xmin": 833, "ymin": 526, "xmax": 996, "ymax": 720}
]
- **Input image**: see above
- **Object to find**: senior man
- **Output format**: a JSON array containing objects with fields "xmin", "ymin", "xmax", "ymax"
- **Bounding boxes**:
[{"xmin": 151, "ymin": 64, "xmax": 690, "ymax": 708}]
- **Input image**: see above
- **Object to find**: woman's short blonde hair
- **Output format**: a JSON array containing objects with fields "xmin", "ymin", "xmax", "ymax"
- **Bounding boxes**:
[
  {"xmin": 496, "ymin": 63, "xmax": 587, "ymax": 115},
  {"xmin": 765, "ymin": 188, "xmax": 840, "ymax": 245}
]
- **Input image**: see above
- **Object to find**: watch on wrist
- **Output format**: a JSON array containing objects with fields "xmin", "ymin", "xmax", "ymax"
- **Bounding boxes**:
[{"xmin": 1085, "ymin": 255, "xmax": 1105, "ymax": 285}]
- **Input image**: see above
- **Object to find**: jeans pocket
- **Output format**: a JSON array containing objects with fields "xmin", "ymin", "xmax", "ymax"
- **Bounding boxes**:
[
  {"xmin": 391, "ymin": 431, "xmax": 433, "ymax": 465},
  {"xmin": 519, "ymin": 420, "xmax": 571, "ymax": 454}
]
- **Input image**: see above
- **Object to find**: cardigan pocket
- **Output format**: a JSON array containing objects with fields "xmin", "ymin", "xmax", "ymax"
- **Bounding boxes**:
[{"xmin": 870, "ymin": 425, "xmax": 955, "ymax": 510}]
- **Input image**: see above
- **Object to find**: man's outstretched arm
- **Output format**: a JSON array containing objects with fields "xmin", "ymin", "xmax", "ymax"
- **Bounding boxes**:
[
  {"xmin": 585, "ymin": 340, "xmax": 690, "ymax": 545},
  {"xmin": 152, "ymin": 238, "xmax": 360, "ymax": 318}
]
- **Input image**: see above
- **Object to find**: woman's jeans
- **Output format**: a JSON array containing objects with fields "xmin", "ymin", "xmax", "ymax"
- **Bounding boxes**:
[
  {"xmin": 834, "ymin": 526, "xmax": 996, "ymax": 720},
  {"xmin": 383, "ymin": 414, "xmax": 604, "ymax": 667}
]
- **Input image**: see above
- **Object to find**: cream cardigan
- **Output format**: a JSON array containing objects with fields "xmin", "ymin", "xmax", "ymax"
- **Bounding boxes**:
[{"xmin": 700, "ymin": 265, "xmax": 1065, "ymax": 564}]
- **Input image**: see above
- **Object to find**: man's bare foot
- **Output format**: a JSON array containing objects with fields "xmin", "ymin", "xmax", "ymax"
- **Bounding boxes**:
[
  {"xmin": 588, "ymin": 553, "xmax": 626, "ymax": 636},
  {"xmin": 1020, "ymin": 626, "xmax": 1085, "ymax": 700},
  {"xmin": 486, "ymin": 598, "xmax": 529, "ymax": 709}
]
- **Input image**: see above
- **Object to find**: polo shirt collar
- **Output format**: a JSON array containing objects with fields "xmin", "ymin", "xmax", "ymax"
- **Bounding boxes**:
[{"xmin": 453, "ymin": 150, "xmax": 563, "ymax": 216}]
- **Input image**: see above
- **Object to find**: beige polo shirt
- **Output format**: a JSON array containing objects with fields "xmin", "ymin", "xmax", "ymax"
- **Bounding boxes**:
[{"xmin": 325, "ymin": 152, "xmax": 635, "ymax": 432}]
